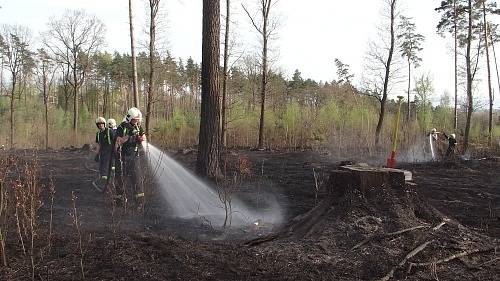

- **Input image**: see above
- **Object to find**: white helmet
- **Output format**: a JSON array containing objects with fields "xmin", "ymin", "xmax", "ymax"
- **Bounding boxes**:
[
  {"xmin": 125, "ymin": 107, "xmax": 142, "ymax": 123},
  {"xmin": 450, "ymin": 133, "xmax": 456, "ymax": 139},
  {"xmin": 95, "ymin": 117, "xmax": 106, "ymax": 125},
  {"xmin": 431, "ymin": 128, "xmax": 437, "ymax": 134},
  {"xmin": 107, "ymin": 118, "xmax": 117, "ymax": 129}
]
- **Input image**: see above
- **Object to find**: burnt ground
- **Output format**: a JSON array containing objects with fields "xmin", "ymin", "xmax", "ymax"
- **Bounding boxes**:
[{"xmin": 0, "ymin": 148, "xmax": 499, "ymax": 281}]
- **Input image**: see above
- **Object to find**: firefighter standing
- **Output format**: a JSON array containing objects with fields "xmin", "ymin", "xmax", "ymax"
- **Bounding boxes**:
[
  {"xmin": 95, "ymin": 117, "xmax": 114, "ymax": 191},
  {"xmin": 106, "ymin": 118, "xmax": 118, "ymax": 178},
  {"xmin": 443, "ymin": 133, "xmax": 457, "ymax": 160},
  {"xmin": 115, "ymin": 107, "xmax": 147, "ymax": 203},
  {"xmin": 429, "ymin": 128, "xmax": 442, "ymax": 161}
]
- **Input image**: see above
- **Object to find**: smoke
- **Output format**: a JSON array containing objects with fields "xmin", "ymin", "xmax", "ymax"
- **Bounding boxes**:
[{"xmin": 398, "ymin": 135, "xmax": 433, "ymax": 163}]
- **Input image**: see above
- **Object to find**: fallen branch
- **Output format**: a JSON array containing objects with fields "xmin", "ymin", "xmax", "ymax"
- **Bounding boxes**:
[
  {"xmin": 377, "ymin": 240, "xmax": 434, "ymax": 281},
  {"xmin": 244, "ymin": 233, "xmax": 280, "ymax": 247},
  {"xmin": 409, "ymin": 247, "xmax": 497, "ymax": 267},
  {"xmin": 432, "ymin": 218, "xmax": 449, "ymax": 231},
  {"xmin": 376, "ymin": 219, "xmax": 452, "ymax": 280},
  {"xmin": 478, "ymin": 256, "xmax": 500, "ymax": 267},
  {"xmin": 351, "ymin": 225, "xmax": 429, "ymax": 251}
]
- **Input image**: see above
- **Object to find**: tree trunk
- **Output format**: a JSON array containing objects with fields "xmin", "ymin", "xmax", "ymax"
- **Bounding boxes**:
[
  {"xmin": 453, "ymin": 0, "xmax": 458, "ymax": 130},
  {"xmin": 221, "ymin": 0, "xmax": 231, "ymax": 148},
  {"xmin": 73, "ymin": 84, "xmax": 78, "ymax": 139},
  {"xmin": 483, "ymin": 3, "xmax": 493, "ymax": 147},
  {"xmin": 9, "ymin": 78, "xmax": 16, "ymax": 149},
  {"xmin": 375, "ymin": 96, "xmax": 387, "ymax": 147},
  {"xmin": 490, "ymin": 26, "xmax": 500, "ymax": 120},
  {"xmin": 196, "ymin": 0, "xmax": 221, "ymax": 178},
  {"xmin": 103, "ymin": 77, "xmax": 109, "ymax": 117},
  {"xmin": 463, "ymin": 0, "xmax": 473, "ymax": 153},
  {"xmin": 146, "ymin": 0, "xmax": 159, "ymax": 138},
  {"xmin": 63, "ymin": 66, "xmax": 70, "ymax": 114},
  {"xmin": 407, "ymin": 58, "xmax": 411, "ymax": 121},
  {"xmin": 43, "ymin": 66, "xmax": 49, "ymax": 150},
  {"xmin": 375, "ymin": 0, "xmax": 396, "ymax": 147},
  {"xmin": 129, "ymin": 0, "xmax": 140, "ymax": 108},
  {"xmin": 257, "ymin": 1, "xmax": 272, "ymax": 150},
  {"xmin": 44, "ymin": 100, "xmax": 49, "ymax": 150},
  {"xmin": 0, "ymin": 57, "xmax": 3, "ymax": 97},
  {"xmin": 72, "ymin": 58, "xmax": 79, "ymax": 143}
]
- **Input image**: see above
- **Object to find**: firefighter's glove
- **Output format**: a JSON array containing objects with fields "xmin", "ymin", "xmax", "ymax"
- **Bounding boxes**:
[
  {"xmin": 94, "ymin": 153, "xmax": 100, "ymax": 162},
  {"xmin": 137, "ymin": 134, "xmax": 146, "ymax": 143}
]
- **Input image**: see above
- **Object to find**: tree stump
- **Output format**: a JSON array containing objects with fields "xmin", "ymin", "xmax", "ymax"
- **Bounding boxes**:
[
  {"xmin": 329, "ymin": 165, "xmax": 411, "ymax": 198},
  {"xmin": 246, "ymin": 165, "xmax": 444, "ymax": 246}
]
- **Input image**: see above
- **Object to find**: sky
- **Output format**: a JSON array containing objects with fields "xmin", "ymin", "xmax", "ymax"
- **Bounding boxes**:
[{"xmin": 1, "ymin": 0, "xmax": 499, "ymax": 108}]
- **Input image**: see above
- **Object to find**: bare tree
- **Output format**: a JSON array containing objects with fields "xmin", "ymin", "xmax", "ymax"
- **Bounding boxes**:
[
  {"xmin": 196, "ymin": 0, "xmax": 221, "ymax": 178},
  {"xmin": 489, "ymin": 24, "xmax": 500, "ymax": 117},
  {"xmin": 377, "ymin": 0, "xmax": 397, "ymax": 146},
  {"xmin": 0, "ymin": 25, "xmax": 33, "ymax": 148},
  {"xmin": 221, "ymin": 0, "xmax": 231, "ymax": 148},
  {"xmin": 242, "ymin": 0, "xmax": 279, "ymax": 149},
  {"xmin": 463, "ymin": 0, "xmax": 474, "ymax": 153},
  {"xmin": 362, "ymin": 0, "xmax": 401, "ymax": 146},
  {"xmin": 482, "ymin": 2, "xmax": 493, "ymax": 146},
  {"xmin": 44, "ymin": 9, "xmax": 105, "ymax": 141},
  {"xmin": 129, "ymin": 0, "xmax": 140, "ymax": 107},
  {"xmin": 145, "ymin": 0, "xmax": 161, "ymax": 138},
  {"xmin": 35, "ymin": 49, "xmax": 57, "ymax": 150}
]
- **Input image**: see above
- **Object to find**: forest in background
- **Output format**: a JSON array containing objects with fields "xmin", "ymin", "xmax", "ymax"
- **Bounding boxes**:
[{"xmin": 0, "ymin": 0, "xmax": 499, "ymax": 157}]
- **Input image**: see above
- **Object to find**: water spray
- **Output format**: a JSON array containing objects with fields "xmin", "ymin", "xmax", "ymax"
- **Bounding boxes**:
[
  {"xmin": 142, "ymin": 142, "xmax": 283, "ymax": 228},
  {"xmin": 429, "ymin": 134, "xmax": 435, "ymax": 161}
]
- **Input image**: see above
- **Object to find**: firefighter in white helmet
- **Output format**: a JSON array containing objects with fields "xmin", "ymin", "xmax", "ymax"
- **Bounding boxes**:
[
  {"xmin": 115, "ymin": 107, "xmax": 146, "ymax": 203},
  {"xmin": 107, "ymin": 118, "xmax": 117, "ymax": 131},
  {"xmin": 94, "ymin": 117, "xmax": 114, "ymax": 191},
  {"xmin": 443, "ymin": 132, "xmax": 457, "ymax": 160},
  {"xmin": 428, "ymin": 128, "xmax": 443, "ymax": 161},
  {"xmin": 105, "ymin": 118, "xmax": 118, "ymax": 178},
  {"xmin": 430, "ymin": 128, "xmax": 438, "ymax": 140}
]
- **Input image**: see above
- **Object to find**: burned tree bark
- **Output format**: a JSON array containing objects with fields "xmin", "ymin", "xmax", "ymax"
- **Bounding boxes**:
[{"xmin": 196, "ymin": 0, "xmax": 221, "ymax": 178}]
